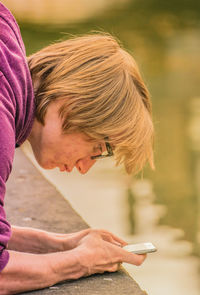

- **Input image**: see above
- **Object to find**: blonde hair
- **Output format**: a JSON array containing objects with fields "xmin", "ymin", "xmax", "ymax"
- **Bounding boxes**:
[{"xmin": 28, "ymin": 33, "xmax": 154, "ymax": 174}]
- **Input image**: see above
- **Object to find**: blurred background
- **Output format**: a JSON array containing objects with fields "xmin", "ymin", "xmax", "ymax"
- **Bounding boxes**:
[{"xmin": 3, "ymin": 0, "xmax": 200, "ymax": 294}]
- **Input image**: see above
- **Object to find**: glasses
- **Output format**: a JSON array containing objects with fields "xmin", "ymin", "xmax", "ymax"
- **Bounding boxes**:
[{"xmin": 91, "ymin": 138, "xmax": 114, "ymax": 160}]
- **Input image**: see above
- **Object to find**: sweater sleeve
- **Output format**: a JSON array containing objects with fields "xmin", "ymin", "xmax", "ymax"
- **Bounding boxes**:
[{"xmin": 0, "ymin": 73, "xmax": 15, "ymax": 272}]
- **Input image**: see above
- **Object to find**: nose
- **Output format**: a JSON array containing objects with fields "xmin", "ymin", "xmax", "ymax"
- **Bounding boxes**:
[
  {"xmin": 59, "ymin": 165, "xmax": 73, "ymax": 173},
  {"xmin": 59, "ymin": 166, "xmax": 66, "ymax": 172},
  {"xmin": 75, "ymin": 157, "xmax": 96, "ymax": 174}
]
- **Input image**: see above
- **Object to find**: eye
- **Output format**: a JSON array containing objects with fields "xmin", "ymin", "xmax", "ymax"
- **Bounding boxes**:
[
  {"xmin": 98, "ymin": 144, "xmax": 103, "ymax": 153},
  {"xmin": 93, "ymin": 143, "xmax": 103, "ymax": 154}
]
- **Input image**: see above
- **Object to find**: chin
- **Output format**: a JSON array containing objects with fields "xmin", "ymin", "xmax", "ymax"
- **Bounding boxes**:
[
  {"xmin": 37, "ymin": 159, "xmax": 55, "ymax": 170},
  {"xmin": 43, "ymin": 164, "xmax": 56, "ymax": 170}
]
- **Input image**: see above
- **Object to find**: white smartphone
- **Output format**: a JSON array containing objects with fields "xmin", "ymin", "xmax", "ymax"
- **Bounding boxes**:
[{"xmin": 123, "ymin": 242, "xmax": 157, "ymax": 254}]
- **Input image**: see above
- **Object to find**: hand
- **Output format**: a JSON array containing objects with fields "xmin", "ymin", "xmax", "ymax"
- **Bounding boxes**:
[
  {"xmin": 54, "ymin": 228, "xmax": 126, "ymax": 251},
  {"xmin": 73, "ymin": 229, "xmax": 146, "ymax": 276}
]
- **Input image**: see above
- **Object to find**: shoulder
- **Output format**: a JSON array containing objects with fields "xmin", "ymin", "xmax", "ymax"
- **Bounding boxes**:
[
  {"xmin": 0, "ymin": 71, "xmax": 16, "ymax": 116},
  {"xmin": 0, "ymin": 72, "xmax": 15, "ymax": 179},
  {"xmin": 0, "ymin": 2, "xmax": 26, "ymax": 56},
  {"xmin": 0, "ymin": 4, "xmax": 31, "ymax": 118},
  {"xmin": 0, "ymin": 4, "xmax": 35, "ymax": 146}
]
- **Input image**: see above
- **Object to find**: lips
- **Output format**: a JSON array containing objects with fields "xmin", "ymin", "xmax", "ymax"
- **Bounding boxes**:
[{"xmin": 64, "ymin": 164, "xmax": 72, "ymax": 172}]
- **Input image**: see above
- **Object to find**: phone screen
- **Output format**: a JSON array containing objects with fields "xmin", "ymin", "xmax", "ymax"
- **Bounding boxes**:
[{"xmin": 123, "ymin": 242, "xmax": 157, "ymax": 254}]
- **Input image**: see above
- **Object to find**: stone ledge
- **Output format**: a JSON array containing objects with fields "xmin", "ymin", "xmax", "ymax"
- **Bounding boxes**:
[{"xmin": 5, "ymin": 148, "xmax": 147, "ymax": 295}]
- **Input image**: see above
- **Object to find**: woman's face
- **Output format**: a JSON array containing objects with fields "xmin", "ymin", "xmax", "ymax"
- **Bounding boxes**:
[{"xmin": 28, "ymin": 101, "xmax": 106, "ymax": 174}]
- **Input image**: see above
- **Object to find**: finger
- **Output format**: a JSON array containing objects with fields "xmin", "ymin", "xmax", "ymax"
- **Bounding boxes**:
[
  {"xmin": 65, "ymin": 229, "xmax": 91, "ymax": 249},
  {"xmin": 107, "ymin": 263, "xmax": 121, "ymax": 273},
  {"xmin": 110, "ymin": 243, "xmax": 147, "ymax": 266},
  {"xmin": 70, "ymin": 229, "xmax": 92, "ymax": 243},
  {"xmin": 75, "ymin": 229, "xmax": 91, "ymax": 239},
  {"xmin": 97, "ymin": 230, "xmax": 127, "ymax": 246},
  {"xmin": 97, "ymin": 263, "xmax": 121, "ymax": 273},
  {"xmin": 122, "ymin": 251, "xmax": 147, "ymax": 266},
  {"xmin": 108, "ymin": 233, "xmax": 127, "ymax": 246}
]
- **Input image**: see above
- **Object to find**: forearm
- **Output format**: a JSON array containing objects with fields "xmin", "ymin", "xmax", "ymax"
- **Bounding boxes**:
[
  {"xmin": 1, "ymin": 229, "xmax": 146, "ymax": 294},
  {"xmin": 7, "ymin": 225, "xmax": 63, "ymax": 254},
  {"xmin": 0, "ymin": 250, "xmax": 83, "ymax": 295}
]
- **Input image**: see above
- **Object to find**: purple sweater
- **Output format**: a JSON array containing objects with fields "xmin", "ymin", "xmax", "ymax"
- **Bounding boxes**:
[{"xmin": 0, "ymin": 2, "xmax": 35, "ymax": 271}]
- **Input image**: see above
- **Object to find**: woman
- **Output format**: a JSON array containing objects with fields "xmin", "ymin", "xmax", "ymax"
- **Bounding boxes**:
[{"xmin": 0, "ymin": 2, "xmax": 154, "ymax": 294}]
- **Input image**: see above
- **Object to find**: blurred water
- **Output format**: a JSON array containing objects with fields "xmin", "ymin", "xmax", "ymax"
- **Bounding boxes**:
[
  {"xmin": 3, "ymin": 0, "xmax": 127, "ymax": 24},
  {"xmin": 18, "ymin": 0, "xmax": 200, "ymax": 294}
]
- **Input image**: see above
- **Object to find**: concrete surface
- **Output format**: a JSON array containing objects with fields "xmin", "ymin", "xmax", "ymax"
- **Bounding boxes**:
[{"xmin": 5, "ymin": 148, "xmax": 147, "ymax": 295}]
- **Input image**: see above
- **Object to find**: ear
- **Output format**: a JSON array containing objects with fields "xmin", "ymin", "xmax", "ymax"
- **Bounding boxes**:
[{"xmin": 32, "ymin": 75, "xmax": 41, "ymax": 94}]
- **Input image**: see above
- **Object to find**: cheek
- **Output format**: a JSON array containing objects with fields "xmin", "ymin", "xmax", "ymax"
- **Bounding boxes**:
[
  {"xmin": 53, "ymin": 134, "xmax": 93, "ymax": 163},
  {"xmin": 54, "ymin": 146, "xmax": 76, "ymax": 162}
]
